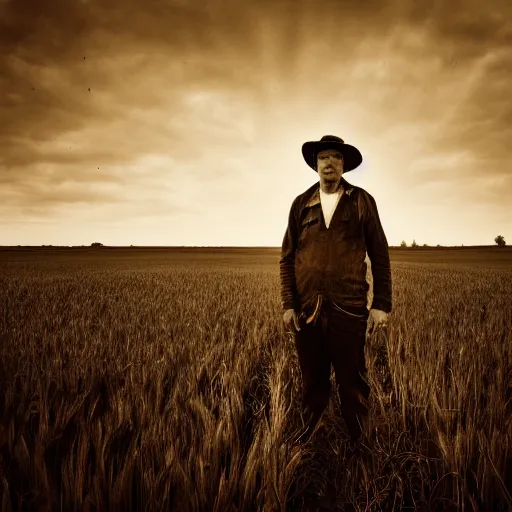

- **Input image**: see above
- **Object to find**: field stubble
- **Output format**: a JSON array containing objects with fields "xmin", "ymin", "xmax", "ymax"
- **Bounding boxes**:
[{"xmin": 0, "ymin": 254, "xmax": 511, "ymax": 511}]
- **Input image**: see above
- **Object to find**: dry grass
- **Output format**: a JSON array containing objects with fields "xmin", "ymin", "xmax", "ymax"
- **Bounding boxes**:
[{"xmin": 0, "ymin": 250, "xmax": 511, "ymax": 511}]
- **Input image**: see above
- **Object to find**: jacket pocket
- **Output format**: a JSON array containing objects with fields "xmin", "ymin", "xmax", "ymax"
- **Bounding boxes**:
[{"xmin": 301, "ymin": 212, "xmax": 319, "ymax": 228}]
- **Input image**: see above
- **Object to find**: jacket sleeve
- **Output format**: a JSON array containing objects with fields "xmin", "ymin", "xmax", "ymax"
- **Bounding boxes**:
[
  {"xmin": 360, "ymin": 191, "xmax": 392, "ymax": 313},
  {"xmin": 279, "ymin": 197, "xmax": 300, "ymax": 312}
]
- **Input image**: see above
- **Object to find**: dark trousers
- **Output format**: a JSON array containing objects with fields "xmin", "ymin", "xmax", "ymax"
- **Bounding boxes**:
[{"xmin": 294, "ymin": 300, "xmax": 370, "ymax": 442}]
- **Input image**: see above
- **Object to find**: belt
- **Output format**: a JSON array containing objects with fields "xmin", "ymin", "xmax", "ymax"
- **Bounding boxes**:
[{"xmin": 299, "ymin": 295, "xmax": 367, "ymax": 327}]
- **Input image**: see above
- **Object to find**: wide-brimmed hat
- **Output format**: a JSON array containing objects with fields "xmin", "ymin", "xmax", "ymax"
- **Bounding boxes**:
[{"xmin": 302, "ymin": 135, "xmax": 363, "ymax": 172}]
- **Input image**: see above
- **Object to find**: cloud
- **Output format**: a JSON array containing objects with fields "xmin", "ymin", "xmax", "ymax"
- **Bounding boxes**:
[{"xmin": 0, "ymin": 0, "xmax": 510, "ymax": 244}]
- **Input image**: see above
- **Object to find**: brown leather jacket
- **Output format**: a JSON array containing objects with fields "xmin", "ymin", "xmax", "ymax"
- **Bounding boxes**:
[{"xmin": 280, "ymin": 176, "xmax": 392, "ymax": 319}]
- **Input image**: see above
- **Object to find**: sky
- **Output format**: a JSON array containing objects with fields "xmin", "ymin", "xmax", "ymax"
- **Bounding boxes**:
[{"xmin": 1, "ymin": 0, "xmax": 511, "ymax": 247}]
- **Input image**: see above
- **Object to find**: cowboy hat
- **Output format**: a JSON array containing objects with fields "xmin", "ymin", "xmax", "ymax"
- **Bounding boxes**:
[{"xmin": 302, "ymin": 135, "xmax": 363, "ymax": 172}]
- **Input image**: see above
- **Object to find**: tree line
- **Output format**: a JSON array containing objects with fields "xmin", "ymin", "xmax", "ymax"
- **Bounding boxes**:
[{"xmin": 398, "ymin": 235, "xmax": 506, "ymax": 248}]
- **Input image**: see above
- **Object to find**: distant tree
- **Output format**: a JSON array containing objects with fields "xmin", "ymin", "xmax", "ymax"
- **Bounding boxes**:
[
  {"xmin": 400, "ymin": 240, "xmax": 407, "ymax": 248},
  {"xmin": 495, "ymin": 235, "xmax": 506, "ymax": 247},
  {"xmin": 411, "ymin": 239, "xmax": 418, "ymax": 248},
  {"xmin": 91, "ymin": 242, "xmax": 104, "ymax": 247},
  {"xmin": 423, "ymin": 243, "xmax": 428, "ymax": 247},
  {"xmin": 436, "ymin": 244, "xmax": 441, "ymax": 247}
]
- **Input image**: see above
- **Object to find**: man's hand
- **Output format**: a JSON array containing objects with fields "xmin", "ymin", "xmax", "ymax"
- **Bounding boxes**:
[
  {"xmin": 283, "ymin": 308, "xmax": 301, "ymax": 332},
  {"xmin": 367, "ymin": 309, "xmax": 389, "ymax": 335}
]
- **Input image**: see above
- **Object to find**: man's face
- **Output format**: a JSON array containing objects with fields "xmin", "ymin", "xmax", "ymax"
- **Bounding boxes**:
[{"xmin": 316, "ymin": 148, "xmax": 344, "ymax": 182}]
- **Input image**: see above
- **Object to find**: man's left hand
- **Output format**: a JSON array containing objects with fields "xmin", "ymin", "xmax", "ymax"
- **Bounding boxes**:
[{"xmin": 367, "ymin": 309, "xmax": 389, "ymax": 335}]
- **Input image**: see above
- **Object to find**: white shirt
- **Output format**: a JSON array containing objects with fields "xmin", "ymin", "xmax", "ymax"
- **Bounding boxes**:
[{"xmin": 320, "ymin": 186, "xmax": 343, "ymax": 229}]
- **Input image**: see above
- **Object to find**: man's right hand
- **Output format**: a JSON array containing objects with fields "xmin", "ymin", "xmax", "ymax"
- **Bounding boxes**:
[{"xmin": 283, "ymin": 309, "xmax": 301, "ymax": 332}]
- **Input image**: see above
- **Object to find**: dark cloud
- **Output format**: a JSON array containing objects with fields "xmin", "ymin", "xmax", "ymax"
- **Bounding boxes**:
[{"xmin": 0, "ymin": 0, "xmax": 263, "ymax": 177}]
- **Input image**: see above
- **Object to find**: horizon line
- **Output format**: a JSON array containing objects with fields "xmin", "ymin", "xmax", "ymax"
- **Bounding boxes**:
[{"xmin": 0, "ymin": 244, "xmax": 508, "ymax": 249}]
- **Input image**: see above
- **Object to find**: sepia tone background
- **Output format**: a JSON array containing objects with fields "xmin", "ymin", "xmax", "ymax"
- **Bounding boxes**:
[
  {"xmin": 1, "ymin": 0, "xmax": 511, "ymax": 247},
  {"xmin": 2, "ymin": 2, "xmax": 512, "ymax": 510}
]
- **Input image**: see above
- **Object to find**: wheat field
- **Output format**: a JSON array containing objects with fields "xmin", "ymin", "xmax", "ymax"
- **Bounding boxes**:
[{"xmin": 0, "ymin": 247, "xmax": 511, "ymax": 511}]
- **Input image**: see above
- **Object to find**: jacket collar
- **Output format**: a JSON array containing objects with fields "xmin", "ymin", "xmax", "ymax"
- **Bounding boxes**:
[{"xmin": 305, "ymin": 176, "xmax": 354, "ymax": 208}]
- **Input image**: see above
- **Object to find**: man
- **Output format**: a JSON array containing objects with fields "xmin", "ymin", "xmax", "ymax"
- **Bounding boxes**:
[{"xmin": 280, "ymin": 134, "xmax": 392, "ymax": 445}]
